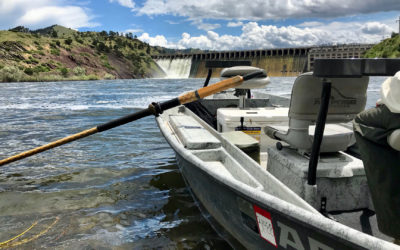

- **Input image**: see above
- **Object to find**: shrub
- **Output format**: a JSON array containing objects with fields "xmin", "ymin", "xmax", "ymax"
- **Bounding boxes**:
[
  {"xmin": 24, "ymin": 67, "xmax": 34, "ymax": 75},
  {"xmin": 103, "ymin": 73, "xmax": 115, "ymax": 80},
  {"xmin": 26, "ymin": 56, "xmax": 39, "ymax": 64},
  {"xmin": 51, "ymin": 49, "xmax": 60, "ymax": 56},
  {"xmin": 33, "ymin": 65, "xmax": 50, "ymax": 73},
  {"xmin": 97, "ymin": 42, "xmax": 110, "ymax": 53},
  {"xmin": 0, "ymin": 66, "xmax": 24, "ymax": 82},
  {"xmin": 84, "ymin": 74, "xmax": 99, "ymax": 80},
  {"xmin": 73, "ymin": 66, "xmax": 86, "ymax": 76},
  {"xmin": 65, "ymin": 38, "xmax": 73, "ymax": 45},
  {"xmin": 103, "ymin": 61, "xmax": 114, "ymax": 70},
  {"xmin": 56, "ymin": 40, "xmax": 61, "ymax": 46},
  {"xmin": 60, "ymin": 67, "xmax": 68, "ymax": 77}
]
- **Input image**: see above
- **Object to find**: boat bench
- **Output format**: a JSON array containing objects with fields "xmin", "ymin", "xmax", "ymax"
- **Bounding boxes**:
[{"xmin": 169, "ymin": 115, "xmax": 221, "ymax": 149}]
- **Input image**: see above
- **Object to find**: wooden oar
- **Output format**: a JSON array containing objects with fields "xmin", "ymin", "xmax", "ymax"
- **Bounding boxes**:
[{"xmin": 0, "ymin": 71, "xmax": 263, "ymax": 166}]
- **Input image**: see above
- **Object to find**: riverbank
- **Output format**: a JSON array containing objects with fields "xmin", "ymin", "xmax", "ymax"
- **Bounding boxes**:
[
  {"xmin": 364, "ymin": 34, "xmax": 400, "ymax": 58},
  {"xmin": 0, "ymin": 25, "xmax": 166, "ymax": 82}
]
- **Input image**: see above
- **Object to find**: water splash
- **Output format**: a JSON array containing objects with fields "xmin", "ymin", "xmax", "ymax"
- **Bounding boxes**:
[{"xmin": 155, "ymin": 58, "xmax": 192, "ymax": 78}]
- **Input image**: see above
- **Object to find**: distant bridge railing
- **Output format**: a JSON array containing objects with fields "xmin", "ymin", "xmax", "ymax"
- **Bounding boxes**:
[
  {"xmin": 151, "ymin": 44, "xmax": 375, "ymax": 63},
  {"xmin": 151, "ymin": 47, "xmax": 312, "ymax": 60}
]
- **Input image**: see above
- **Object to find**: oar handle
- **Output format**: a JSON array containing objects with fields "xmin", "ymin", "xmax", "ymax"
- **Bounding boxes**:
[{"xmin": 0, "ymin": 71, "xmax": 263, "ymax": 167}]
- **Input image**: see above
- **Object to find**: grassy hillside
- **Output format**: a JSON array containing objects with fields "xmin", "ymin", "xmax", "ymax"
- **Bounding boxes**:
[
  {"xmin": 0, "ymin": 25, "xmax": 166, "ymax": 82},
  {"xmin": 364, "ymin": 34, "xmax": 400, "ymax": 58}
]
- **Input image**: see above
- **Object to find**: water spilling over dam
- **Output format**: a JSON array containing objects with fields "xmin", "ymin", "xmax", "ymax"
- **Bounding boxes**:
[{"xmin": 155, "ymin": 58, "xmax": 192, "ymax": 78}]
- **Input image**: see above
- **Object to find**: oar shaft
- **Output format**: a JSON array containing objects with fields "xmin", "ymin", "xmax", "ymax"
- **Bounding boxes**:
[
  {"xmin": 178, "ymin": 76, "xmax": 243, "ymax": 104},
  {"xmin": 0, "ymin": 127, "xmax": 98, "ymax": 166},
  {"xmin": 0, "ymin": 108, "xmax": 154, "ymax": 167}
]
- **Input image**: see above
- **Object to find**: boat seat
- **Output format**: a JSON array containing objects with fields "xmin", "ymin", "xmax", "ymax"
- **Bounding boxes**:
[
  {"xmin": 265, "ymin": 72, "xmax": 369, "ymax": 153},
  {"xmin": 388, "ymin": 129, "xmax": 400, "ymax": 151},
  {"xmin": 220, "ymin": 66, "xmax": 270, "ymax": 89},
  {"xmin": 169, "ymin": 115, "xmax": 221, "ymax": 149},
  {"xmin": 268, "ymin": 123, "xmax": 355, "ymax": 153}
]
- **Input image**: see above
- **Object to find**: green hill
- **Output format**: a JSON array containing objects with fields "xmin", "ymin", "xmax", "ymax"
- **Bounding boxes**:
[
  {"xmin": 0, "ymin": 25, "xmax": 165, "ymax": 82},
  {"xmin": 33, "ymin": 24, "xmax": 77, "ymax": 37},
  {"xmin": 364, "ymin": 34, "xmax": 400, "ymax": 58}
]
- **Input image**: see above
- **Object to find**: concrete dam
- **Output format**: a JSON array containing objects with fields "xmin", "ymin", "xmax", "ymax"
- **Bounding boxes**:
[{"xmin": 152, "ymin": 44, "xmax": 374, "ymax": 78}]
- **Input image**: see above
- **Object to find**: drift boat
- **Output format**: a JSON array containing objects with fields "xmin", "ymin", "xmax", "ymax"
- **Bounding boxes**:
[{"xmin": 156, "ymin": 59, "xmax": 400, "ymax": 249}]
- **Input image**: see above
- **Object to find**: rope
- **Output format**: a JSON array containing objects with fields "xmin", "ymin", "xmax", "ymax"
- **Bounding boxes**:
[
  {"xmin": 0, "ymin": 217, "xmax": 59, "ymax": 248},
  {"xmin": 0, "ymin": 221, "xmax": 38, "ymax": 246}
]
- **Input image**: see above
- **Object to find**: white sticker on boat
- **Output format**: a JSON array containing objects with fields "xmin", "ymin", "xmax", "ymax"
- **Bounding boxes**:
[{"xmin": 253, "ymin": 204, "xmax": 277, "ymax": 247}]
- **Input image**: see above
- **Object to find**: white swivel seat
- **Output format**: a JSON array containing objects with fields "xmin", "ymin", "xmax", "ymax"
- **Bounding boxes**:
[
  {"xmin": 265, "ymin": 72, "xmax": 369, "ymax": 153},
  {"xmin": 265, "ymin": 72, "xmax": 371, "ymax": 211}
]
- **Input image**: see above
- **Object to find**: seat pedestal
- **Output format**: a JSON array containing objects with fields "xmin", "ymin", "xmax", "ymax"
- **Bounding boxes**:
[{"xmin": 267, "ymin": 147, "xmax": 371, "ymax": 211}]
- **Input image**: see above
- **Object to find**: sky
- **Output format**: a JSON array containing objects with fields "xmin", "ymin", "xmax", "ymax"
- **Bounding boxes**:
[{"xmin": 0, "ymin": 0, "xmax": 399, "ymax": 50}]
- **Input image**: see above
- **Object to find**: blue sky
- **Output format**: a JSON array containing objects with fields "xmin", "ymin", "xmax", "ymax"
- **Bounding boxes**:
[{"xmin": 0, "ymin": 0, "xmax": 399, "ymax": 50}]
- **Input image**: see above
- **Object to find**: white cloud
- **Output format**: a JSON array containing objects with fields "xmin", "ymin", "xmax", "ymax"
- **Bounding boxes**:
[
  {"xmin": 124, "ymin": 28, "xmax": 143, "ymax": 34},
  {"xmin": 0, "ymin": 0, "xmax": 98, "ymax": 30},
  {"xmin": 227, "ymin": 21, "xmax": 243, "ymax": 27},
  {"xmin": 138, "ymin": 32, "xmax": 184, "ymax": 48},
  {"xmin": 361, "ymin": 22, "xmax": 392, "ymax": 35},
  {"xmin": 297, "ymin": 21, "xmax": 324, "ymax": 27},
  {"xmin": 139, "ymin": 20, "xmax": 395, "ymax": 50},
  {"xmin": 190, "ymin": 19, "xmax": 221, "ymax": 31},
  {"xmin": 109, "ymin": 0, "xmax": 135, "ymax": 9},
  {"xmin": 166, "ymin": 20, "xmax": 180, "ymax": 25},
  {"xmin": 136, "ymin": 0, "xmax": 400, "ymax": 21}
]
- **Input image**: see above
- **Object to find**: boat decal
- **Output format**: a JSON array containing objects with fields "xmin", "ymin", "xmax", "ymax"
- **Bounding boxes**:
[
  {"xmin": 180, "ymin": 125, "xmax": 203, "ymax": 129},
  {"xmin": 235, "ymin": 127, "xmax": 261, "ymax": 140},
  {"xmin": 253, "ymin": 204, "xmax": 278, "ymax": 247}
]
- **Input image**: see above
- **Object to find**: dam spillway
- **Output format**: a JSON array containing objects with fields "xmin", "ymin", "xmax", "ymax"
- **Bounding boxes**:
[
  {"xmin": 152, "ymin": 44, "xmax": 374, "ymax": 78},
  {"xmin": 154, "ymin": 57, "xmax": 192, "ymax": 78}
]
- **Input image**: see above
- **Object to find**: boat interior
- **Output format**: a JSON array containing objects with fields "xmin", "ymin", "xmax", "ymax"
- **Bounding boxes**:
[{"xmin": 161, "ymin": 59, "xmax": 400, "ymax": 243}]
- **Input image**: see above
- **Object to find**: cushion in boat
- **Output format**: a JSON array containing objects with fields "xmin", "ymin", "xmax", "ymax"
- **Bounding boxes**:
[
  {"xmin": 169, "ymin": 115, "xmax": 221, "ymax": 149},
  {"xmin": 221, "ymin": 131, "xmax": 259, "ymax": 150},
  {"xmin": 267, "ymin": 123, "xmax": 355, "ymax": 152}
]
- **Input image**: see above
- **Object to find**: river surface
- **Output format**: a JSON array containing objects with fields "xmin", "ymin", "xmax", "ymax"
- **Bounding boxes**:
[{"xmin": 0, "ymin": 77, "xmax": 385, "ymax": 249}]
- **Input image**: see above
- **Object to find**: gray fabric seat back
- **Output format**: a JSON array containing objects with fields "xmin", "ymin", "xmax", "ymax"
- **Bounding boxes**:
[{"xmin": 289, "ymin": 72, "xmax": 369, "ymax": 122}]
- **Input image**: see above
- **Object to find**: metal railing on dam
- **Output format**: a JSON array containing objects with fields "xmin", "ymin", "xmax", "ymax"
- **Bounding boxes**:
[{"xmin": 152, "ymin": 44, "xmax": 375, "ymax": 77}]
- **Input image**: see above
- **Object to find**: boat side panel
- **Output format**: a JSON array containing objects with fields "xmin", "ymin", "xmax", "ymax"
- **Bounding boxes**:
[{"xmin": 175, "ymin": 153, "xmax": 367, "ymax": 250}]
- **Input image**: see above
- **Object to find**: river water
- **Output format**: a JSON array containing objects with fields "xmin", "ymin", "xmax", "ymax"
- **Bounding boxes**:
[{"xmin": 0, "ymin": 77, "xmax": 385, "ymax": 249}]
